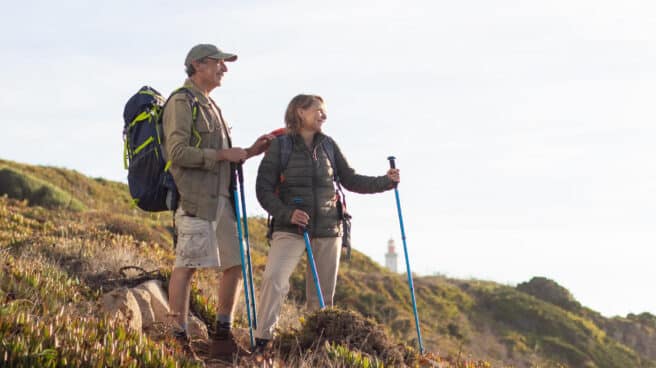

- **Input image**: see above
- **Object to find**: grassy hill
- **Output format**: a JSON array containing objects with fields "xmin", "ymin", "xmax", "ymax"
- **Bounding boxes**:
[{"xmin": 1, "ymin": 158, "xmax": 655, "ymax": 367}]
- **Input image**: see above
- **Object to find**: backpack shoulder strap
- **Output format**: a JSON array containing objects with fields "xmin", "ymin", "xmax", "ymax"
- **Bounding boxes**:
[
  {"xmin": 320, "ymin": 137, "xmax": 339, "ymax": 183},
  {"xmin": 168, "ymin": 87, "xmax": 199, "ymax": 123},
  {"xmin": 278, "ymin": 134, "xmax": 293, "ymax": 172},
  {"xmin": 163, "ymin": 87, "xmax": 202, "ymax": 148},
  {"xmin": 321, "ymin": 136, "xmax": 347, "ymax": 209},
  {"xmin": 320, "ymin": 136, "xmax": 351, "ymax": 260}
]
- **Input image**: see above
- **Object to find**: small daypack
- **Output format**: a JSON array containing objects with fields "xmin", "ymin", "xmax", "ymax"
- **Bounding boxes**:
[
  {"xmin": 122, "ymin": 86, "xmax": 199, "ymax": 212},
  {"xmin": 267, "ymin": 135, "xmax": 352, "ymax": 258}
]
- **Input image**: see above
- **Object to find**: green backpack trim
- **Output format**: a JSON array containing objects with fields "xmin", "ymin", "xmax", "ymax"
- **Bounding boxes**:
[{"xmin": 123, "ymin": 87, "xmax": 202, "ymax": 171}]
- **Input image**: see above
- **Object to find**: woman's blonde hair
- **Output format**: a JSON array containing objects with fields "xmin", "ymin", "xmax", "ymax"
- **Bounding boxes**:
[{"xmin": 284, "ymin": 94, "xmax": 324, "ymax": 134}]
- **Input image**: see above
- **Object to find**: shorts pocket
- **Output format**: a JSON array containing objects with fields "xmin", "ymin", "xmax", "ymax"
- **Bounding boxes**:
[{"xmin": 176, "ymin": 216, "xmax": 211, "ymax": 260}]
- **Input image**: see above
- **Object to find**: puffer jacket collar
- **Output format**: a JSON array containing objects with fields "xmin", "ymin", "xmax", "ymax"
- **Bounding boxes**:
[{"xmin": 289, "ymin": 132, "xmax": 328, "ymax": 153}]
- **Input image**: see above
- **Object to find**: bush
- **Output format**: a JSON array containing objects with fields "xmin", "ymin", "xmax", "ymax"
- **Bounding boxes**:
[
  {"xmin": 517, "ymin": 276, "xmax": 581, "ymax": 312},
  {"xmin": 0, "ymin": 167, "xmax": 84, "ymax": 211},
  {"xmin": 275, "ymin": 308, "xmax": 417, "ymax": 366}
]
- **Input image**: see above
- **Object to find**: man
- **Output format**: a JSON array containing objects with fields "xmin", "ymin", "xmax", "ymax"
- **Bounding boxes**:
[{"xmin": 162, "ymin": 43, "xmax": 273, "ymax": 360}]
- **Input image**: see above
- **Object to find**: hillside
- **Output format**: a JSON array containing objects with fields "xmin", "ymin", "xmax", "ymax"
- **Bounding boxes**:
[{"xmin": 1, "ymin": 158, "xmax": 655, "ymax": 367}]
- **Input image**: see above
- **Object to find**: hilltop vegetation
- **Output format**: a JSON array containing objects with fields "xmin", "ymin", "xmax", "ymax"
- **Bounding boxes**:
[{"xmin": 1, "ymin": 158, "xmax": 655, "ymax": 367}]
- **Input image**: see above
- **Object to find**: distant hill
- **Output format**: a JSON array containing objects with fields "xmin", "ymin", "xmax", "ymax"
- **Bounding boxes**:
[{"xmin": 1, "ymin": 158, "xmax": 655, "ymax": 367}]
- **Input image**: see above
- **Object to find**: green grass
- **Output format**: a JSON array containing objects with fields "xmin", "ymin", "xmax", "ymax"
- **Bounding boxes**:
[
  {"xmin": 0, "ymin": 251, "xmax": 199, "ymax": 367},
  {"xmin": 0, "ymin": 167, "xmax": 85, "ymax": 211}
]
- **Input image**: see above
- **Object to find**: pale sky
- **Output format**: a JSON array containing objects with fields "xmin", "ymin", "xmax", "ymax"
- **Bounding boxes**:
[{"xmin": 1, "ymin": 0, "xmax": 655, "ymax": 317}]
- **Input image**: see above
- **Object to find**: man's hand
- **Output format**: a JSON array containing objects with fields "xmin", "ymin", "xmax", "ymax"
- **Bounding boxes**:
[
  {"xmin": 217, "ymin": 148, "xmax": 248, "ymax": 163},
  {"xmin": 245, "ymin": 134, "xmax": 275, "ymax": 158},
  {"xmin": 290, "ymin": 209, "xmax": 310, "ymax": 227}
]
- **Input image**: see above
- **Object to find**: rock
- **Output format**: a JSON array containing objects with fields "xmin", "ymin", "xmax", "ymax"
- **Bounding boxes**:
[
  {"xmin": 101, "ymin": 280, "xmax": 209, "ymax": 339},
  {"xmin": 132, "ymin": 279, "xmax": 208, "ymax": 339},
  {"xmin": 100, "ymin": 287, "xmax": 142, "ymax": 332},
  {"xmin": 133, "ymin": 280, "xmax": 170, "ymax": 326},
  {"xmin": 131, "ymin": 288, "xmax": 155, "ymax": 328},
  {"xmin": 188, "ymin": 314, "xmax": 209, "ymax": 340}
]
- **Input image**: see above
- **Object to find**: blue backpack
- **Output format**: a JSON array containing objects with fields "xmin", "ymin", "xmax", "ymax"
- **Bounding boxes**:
[{"xmin": 122, "ymin": 86, "xmax": 198, "ymax": 212}]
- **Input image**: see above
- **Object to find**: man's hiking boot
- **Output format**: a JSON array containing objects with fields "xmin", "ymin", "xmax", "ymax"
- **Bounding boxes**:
[
  {"xmin": 209, "ymin": 322, "xmax": 250, "ymax": 359},
  {"xmin": 172, "ymin": 329, "xmax": 202, "ymax": 364},
  {"xmin": 210, "ymin": 321, "xmax": 232, "ymax": 340},
  {"xmin": 210, "ymin": 337, "xmax": 251, "ymax": 361}
]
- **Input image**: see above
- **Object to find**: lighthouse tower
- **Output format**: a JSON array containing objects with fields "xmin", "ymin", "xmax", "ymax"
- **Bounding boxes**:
[{"xmin": 385, "ymin": 238, "xmax": 398, "ymax": 273}]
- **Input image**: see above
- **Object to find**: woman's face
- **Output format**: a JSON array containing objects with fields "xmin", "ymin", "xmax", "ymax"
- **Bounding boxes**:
[{"xmin": 299, "ymin": 100, "xmax": 327, "ymax": 133}]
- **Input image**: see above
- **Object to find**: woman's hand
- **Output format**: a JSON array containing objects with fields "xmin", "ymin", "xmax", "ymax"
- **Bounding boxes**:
[
  {"xmin": 387, "ymin": 168, "xmax": 400, "ymax": 183},
  {"xmin": 290, "ymin": 209, "xmax": 310, "ymax": 227}
]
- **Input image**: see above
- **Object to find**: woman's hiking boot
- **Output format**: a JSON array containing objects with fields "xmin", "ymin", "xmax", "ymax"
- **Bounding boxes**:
[{"xmin": 253, "ymin": 338, "xmax": 272, "ymax": 364}]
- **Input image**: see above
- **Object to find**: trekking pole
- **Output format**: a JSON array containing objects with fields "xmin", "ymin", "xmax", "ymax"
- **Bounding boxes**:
[
  {"xmin": 232, "ymin": 169, "xmax": 255, "ymax": 350},
  {"xmin": 387, "ymin": 156, "xmax": 424, "ymax": 354},
  {"xmin": 302, "ymin": 228, "xmax": 325, "ymax": 309},
  {"xmin": 237, "ymin": 164, "xmax": 257, "ymax": 329}
]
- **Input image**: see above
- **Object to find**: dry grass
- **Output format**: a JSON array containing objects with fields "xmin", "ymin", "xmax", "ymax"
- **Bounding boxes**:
[
  {"xmin": 274, "ymin": 307, "xmax": 415, "ymax": 366},
  {"xmin": 5, "ymin": 161, "xmax": 650, "ymax": 368}
]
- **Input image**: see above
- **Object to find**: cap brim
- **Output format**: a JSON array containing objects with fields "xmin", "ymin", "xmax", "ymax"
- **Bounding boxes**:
[{"xmin": 210, "ymin": 51, "xmax": 238, "ymax": 62}]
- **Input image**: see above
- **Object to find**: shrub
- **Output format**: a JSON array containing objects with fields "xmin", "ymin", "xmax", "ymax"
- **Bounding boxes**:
[
  {"xmin": 275, "ymin": 308, "xmax": 417, "ymax": 366},
  {"xmin": 0, "ymin": 167, "xmax": 84, "ymax": 211},
  {"xmin": 516, "ymin": 276, "xmax": 581, "ymax": 312}
]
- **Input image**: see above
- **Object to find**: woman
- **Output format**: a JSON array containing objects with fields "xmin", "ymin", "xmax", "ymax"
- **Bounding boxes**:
[{"xmin": 253, "ymin": 94, "xmax": 400, "ymax": 348}]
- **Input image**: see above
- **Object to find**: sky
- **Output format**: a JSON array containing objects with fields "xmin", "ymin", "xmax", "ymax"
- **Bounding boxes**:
[{"xmin": 1, "ymin": 0, "xmax": 655, "ymax": 317}]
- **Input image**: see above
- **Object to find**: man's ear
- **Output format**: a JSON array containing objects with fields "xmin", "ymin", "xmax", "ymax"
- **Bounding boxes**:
[{"xmin": 191, "ymin": 59, "xmax": 203, "ymax": 71}]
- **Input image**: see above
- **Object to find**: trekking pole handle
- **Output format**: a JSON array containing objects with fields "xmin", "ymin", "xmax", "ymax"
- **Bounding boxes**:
[{"xmin": 387, "ymin": 156, "xmax": 397, "ymax": 169}]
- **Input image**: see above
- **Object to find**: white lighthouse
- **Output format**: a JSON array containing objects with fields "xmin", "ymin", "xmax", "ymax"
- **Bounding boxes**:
[{"xmin": 385, "ymin": 238, "xmax": 398, "ymax": 273}]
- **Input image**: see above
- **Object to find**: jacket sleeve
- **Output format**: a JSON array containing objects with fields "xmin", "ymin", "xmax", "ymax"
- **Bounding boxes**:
[
  {"xmin": 162, "ymin": 96, "xmax": 217, "ymax": 171},
  {"xmin": 256, "ymin": 139, "xmax": 294, "ymax": 222},
  {"xmin": 332, "ymin": 139, "xmax": 394, "ymax": 194}
]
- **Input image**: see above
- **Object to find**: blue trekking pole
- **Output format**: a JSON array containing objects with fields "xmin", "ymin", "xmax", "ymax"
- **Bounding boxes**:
[
  {"xmin": 237, "ymin": 164, "xmax": 257, "ymax": 329},
  {"xmin": 302, "ymin": 228, "xmax": 325, "ymax": 309},
  {"xmin": 388, "ymin": 156, "xmax": 424, "ymax": 354},
  {"xmin": 232, "ymin": 169, "xmax": 255, "ymax": 349}
]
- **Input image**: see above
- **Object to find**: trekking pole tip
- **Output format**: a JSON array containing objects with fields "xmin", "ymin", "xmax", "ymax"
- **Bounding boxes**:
[{"xmin": 387, "ymin": 156, "xmax": 396, "ymax": 169}]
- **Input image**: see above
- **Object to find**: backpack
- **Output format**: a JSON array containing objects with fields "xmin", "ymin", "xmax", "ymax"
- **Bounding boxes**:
[
  {"xmin": 122, "ymin": 86, "xmax": 199, "ymax": 212},
  {"xmin": 268, "ymin": 135, "xmax": 352, "ymax": 258}
]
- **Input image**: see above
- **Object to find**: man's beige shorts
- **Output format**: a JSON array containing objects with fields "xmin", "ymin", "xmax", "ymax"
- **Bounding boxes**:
[{"xmin": 174, "ymin": 195, "xmax": 241, "ymax": 270}]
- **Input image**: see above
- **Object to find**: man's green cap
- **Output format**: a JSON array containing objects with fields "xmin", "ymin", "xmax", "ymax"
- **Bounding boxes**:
[{"xmin": 184, "ymin": 44, "xmax": 237, "ymax": 66}]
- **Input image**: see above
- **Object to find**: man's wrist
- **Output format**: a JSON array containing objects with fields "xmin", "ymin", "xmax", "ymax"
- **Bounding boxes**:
[{"xmin": 215, "ymin": 149, "xmax": 224, "ymax": 161}]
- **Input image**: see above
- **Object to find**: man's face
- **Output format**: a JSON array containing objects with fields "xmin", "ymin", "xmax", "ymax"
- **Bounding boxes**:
[{"xmin": 194, "ymin": 57, "xmax": 228, "ymax": 89}]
